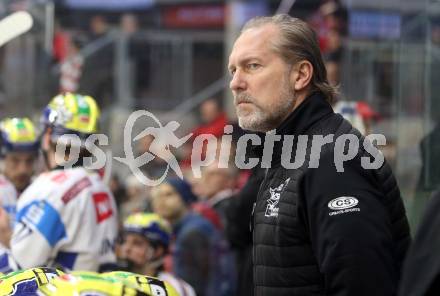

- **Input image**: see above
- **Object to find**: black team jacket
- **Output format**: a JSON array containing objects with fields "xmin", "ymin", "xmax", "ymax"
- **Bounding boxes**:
[{"xmin": 252, "ymin": 92, "xmax": 411, "ymax": 296}]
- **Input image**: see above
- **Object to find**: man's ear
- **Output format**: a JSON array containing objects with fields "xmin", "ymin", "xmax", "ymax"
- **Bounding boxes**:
[{"xmin": 290, "ymin": 60, "xmax": 313, "ymax": 91}]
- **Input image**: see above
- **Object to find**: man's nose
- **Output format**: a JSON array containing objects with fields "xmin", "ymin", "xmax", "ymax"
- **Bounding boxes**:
[{"xmin": 229, "ymin": 70, "xmax": 246, "ymax": 92}]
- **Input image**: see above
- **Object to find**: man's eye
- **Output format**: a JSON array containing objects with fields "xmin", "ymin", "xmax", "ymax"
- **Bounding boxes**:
[
  {"xmin": 229, "ymin": 68, "xmax": 236, "ymax": 76},
  {"xmin": 247, "ymin": 63, "xmax": 260, "ymax": 70}
]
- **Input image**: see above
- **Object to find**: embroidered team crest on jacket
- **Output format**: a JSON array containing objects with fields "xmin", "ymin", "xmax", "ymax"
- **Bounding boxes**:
[{"xmin": 265, "ymin": 178, "xmax": 290, "ymax": 217}]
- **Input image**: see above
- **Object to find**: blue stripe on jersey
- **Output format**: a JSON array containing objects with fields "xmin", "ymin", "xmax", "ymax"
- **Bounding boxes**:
[
  {"xmin": 54, "ymin": 251, "xmax": 78, "ymax": 270},
  {"xmin": 0, "ymin": 252, "xmax": 10, "ymax": 271},
  {"xmin": 0, "ymin": 253, "xmax": 13, "ymax": 273},
  {"xmin": 16, "ymin": 201, "xmax": 66, "ymax": 247}
]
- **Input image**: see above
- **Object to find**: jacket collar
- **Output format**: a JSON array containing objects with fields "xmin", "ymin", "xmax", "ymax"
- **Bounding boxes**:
[
  {"xmin": 268, "ymin": 92, "xmax": 334, "ymax": 166},
  {"xmin": 275, "ymin": 91, "xmax": 334, "ymax": 136}
]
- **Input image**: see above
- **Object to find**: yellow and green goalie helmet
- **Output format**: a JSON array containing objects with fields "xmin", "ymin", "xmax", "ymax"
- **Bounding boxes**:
[
  {"xmin": 41, "ymin": 92, "xmax": 100, "ymax": 144},
  {"xmin": 0, "ymin": 117, "xmax": 39, "ymax": 155},
  {"xmin": 0, "ymin": 267, "xmax": 64, "ymax": 295},
  {"xmin": 102, "ymin": 271, "xmax": 180, "ymax": 296},
  {"xmin": 37, "ymin": 271, "xmax": 150, "ymax": 296}
]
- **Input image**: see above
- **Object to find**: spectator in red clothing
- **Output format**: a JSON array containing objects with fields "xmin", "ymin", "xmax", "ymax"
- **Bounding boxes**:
[
  {"xmin": 180, "ymin": 98, "xmax": 228, "ymax": 170},
  {"xmin": 192, "ymin": 98, "xmax": 228, "ymax": 139},
  {"xmin": 53, "ymin": 22, "xmax": 69, "ymax": 63}
]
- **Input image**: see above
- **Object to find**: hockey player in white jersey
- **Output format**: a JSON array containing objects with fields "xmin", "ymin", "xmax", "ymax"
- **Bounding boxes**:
[
  {"xmin": 0, "ymin": 118, "xmax": 39, "ymax": 231},
  {"xmin": 0, "ymin": 93, "xmax": 118, "ymax": 273}
]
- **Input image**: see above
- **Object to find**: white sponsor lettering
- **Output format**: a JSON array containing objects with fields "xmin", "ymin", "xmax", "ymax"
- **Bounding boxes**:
[{"xmin": 329, "ymin": 208, "xmax": 361, "ymax": 216}]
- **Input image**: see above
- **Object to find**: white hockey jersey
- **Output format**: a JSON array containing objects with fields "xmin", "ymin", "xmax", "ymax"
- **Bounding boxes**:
[
  {"xmin": 0, "ymin": 175, "xmax": 18, "ymax": 226},
  {"xmin": 8, "ymin": 167, "xmax": 118, "ymax": 272}
]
